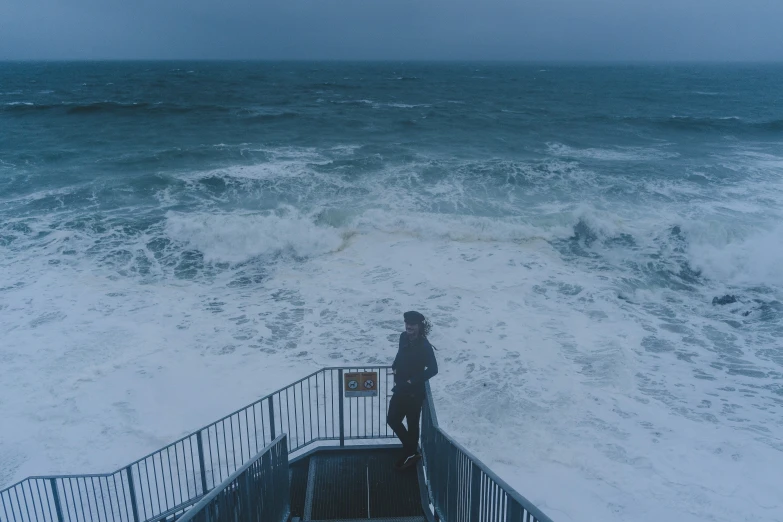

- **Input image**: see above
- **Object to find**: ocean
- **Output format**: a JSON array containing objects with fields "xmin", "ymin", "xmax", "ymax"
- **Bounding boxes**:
[{"xmin": 1, "ymin": 62, "xmax": 782, "ymax": 522}]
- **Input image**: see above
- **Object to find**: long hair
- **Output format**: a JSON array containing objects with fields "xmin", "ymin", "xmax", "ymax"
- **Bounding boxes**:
[{"xmin": 420, "ymin": 318, "xmax": 432, "ymax": 339}]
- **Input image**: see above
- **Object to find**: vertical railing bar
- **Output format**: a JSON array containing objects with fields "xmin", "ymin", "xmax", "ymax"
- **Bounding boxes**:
[
  {"xmin": 98, "ymin": 476, "xmax": 110, "ymax": 522},
  {"xmin": 290, "ymin": 386, "xmax": 298, "ymax": 449},
  {"xmin": 164, "ymin": 446, "xmax": 176, "ymax": 508},
  {"xmin": 501, "ymin": 488, "xmax": 506, "ymax": 522},
  {"xmin": 97, "ymin": 476, "xmax": 110, "ymax": 522},
  {"xmin": 278, "ymin": 393, "xmax": 284, "ymax": 443},
  {"xmin": 489, "ymin": 479, "xmax": 495, "ymax": 522},
  {"xmin": 17, "ymin": 481, "xmax": 33, "ymax": 522},
  {"xmin": 14, "ymin": 482, "xmax": 28, "ymax": 522},
  {"xmin": 369, "ymin": 369, "xmax": 374, "ymax": 437},
  {"xmin": 481, "ymin": 474, "xmax": 486, "ymax": 522},
  {"xmin": 1, "ymin": 490, "xmax": 14, "ymax": 522},
  {"xmin": 259, "ymin": 400, "xmax": 266, "ymax": 448},
  {"xmin": 190, "ymin": 431, "xmax": 201, "ymax": 496},
  {"xmin": 150, "ymin": 455, "xmax": 162, "ymax": 516},
  {"xmin": 121, "ymin": 472, "xmax": 133, "ymax": 522},
  {"xmin": 112, "ymin": 474, "xmax": 125, "ymax": 522},
  {"xmin": 307, "ymin": 373, "xmax": 318, "ymax": 442},
  {"xmin": 11, "ymin": 485, "xmax": 23, "ymax": 522},
  {"xmin": 220, "ymin": 420, "xmax": 228, "ymax": 481},
  {"xmin": 49, "ymin": 479, "xmax": 64, "ymax": 522},
  {"xmin": 68, "ymin": 478, "xmax": 87, "ymax": 520},
  {"xmin": 494, "ymin": 485, "xmax": 499, "ymax": 522},
  {"xmin": 284, "ymin": 388, "xmax": 292, "ymax": 449},
  {"xmin": 125, "ymin": 467, "xmax": 140, "ymax": 522},
  {"xmin": 182, "ymin": 439, "xmax": 191, "ymax": 499},
  {"xmin": 136, "ymin": 465, "xmax": 148, "ymax": 522},
  {"xmin": 349, "ymin": 371, "xmax": 354, "ymax": 438},
  {"xmin": 83, "ymin": 477, "xmax": 95, "ymax": 522},
  {"xmin": 488, "ymin": 475, "xmax": 493, "ymax": 522},
  {"xmin": 267, "ymin": 396, "xmax": 276, "ymax": 440},
  {"xmin": 102, "ymin": 476, "xmax": 116, "ymax": 522},
  {"xmin": 172, "ymin": 443, "xmax": 183, "ymax": 506},
  {"xmin": 316, "ymin": 372, "xmax": 322, "ymax": 440},
  {"xmin": 297, "ymin": 381, "xmax": 304, "ymax": 445},
  {"xmin": 91, "ymin": 477, "xmax": 109, "ymax": 522},
  {"xmin": 88, "ymin": 476, "xmax": 101, "ymax": 522},
  {"xmin": 338, "ymin": 369, "xmax": 345, "ymax": 446},
  {"xmin": 229, "ymin": 415, "xmax": 238, "ymax": 472},
  {"xmin": 321, "ymin": 371, "xmax": 327, "ymax": 439},
  {"xmin": 27, "ymin": 480, "xmax": 40, "ymax": 522},
  {"xmin": 112, "ymin": 475, "xmax": 124, "ymax": 522},
  {"xmin": 32, "ymin": 480, "xmax": 46, "ymax": 522},
  {"xmin": 2, "ymin": 490, "xmax": 16, "ymax": 522},
  {"xmin": 252, "ymin": 402, "xmax": 260, "ymax": 453},
  {"xmin": 244, "ymin": 407, "xmax": 251, "ymax": 463},
  {"xmin": 204, "ymin": 429, "xmax": 216, "ymax": 493},
  {"xmin": 74, "ymin": 479, "xmax": 88, "ymax": 522},
  {"xmin": 32, "ymin": 480, "xmax": 45, "ymax": 522},
  {"xmin": 188, "ymin": 437, "xmax": 197, "ymax": 500},
  {"xmin": 207, "ymin": 425, "xmax": 217, "ymax": 486},
  {"xmin": 140, "ymin": 461, "xmax": 152, "ymax": 519},
  {"xmin": 38, "ymin": 480, "xmax": 53, "ymax": 522},
  {"xmin": 382, "ymin": 368, "xmax": 387, "ymax": 436},
  {"xmin": 206, "ymin": 426, "xmax": 216, "ymax": 489},
  {"xmin": 330, "ymin": 370, "xmax": 335, "ymax": 439},
  {"xmin": 187, "ymin": 437, "xmax": 197, "ymax": 498},
  {"xmin": 300, "ymin": 381, "xmax": 305, "ymax": 444},
  {"xmin": 140, "ymin": 462, "xmax": 151, "ymax": 520}
]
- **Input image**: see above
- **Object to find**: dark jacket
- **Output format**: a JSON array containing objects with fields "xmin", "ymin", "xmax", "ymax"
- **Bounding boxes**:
[{"xmin": 392, "ymin": 332, "xmax": 438, "ymax": 396}]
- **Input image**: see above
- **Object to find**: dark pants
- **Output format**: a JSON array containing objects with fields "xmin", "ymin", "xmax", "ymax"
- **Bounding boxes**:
[{"xmin": 387, "ymin": 392, "xmax": 423, "ymax": 456}]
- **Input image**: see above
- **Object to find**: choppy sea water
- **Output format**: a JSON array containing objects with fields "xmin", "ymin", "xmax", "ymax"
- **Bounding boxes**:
[{"xmin": 1, "ymin": 62, "xmax": 782, "ymax": 521}]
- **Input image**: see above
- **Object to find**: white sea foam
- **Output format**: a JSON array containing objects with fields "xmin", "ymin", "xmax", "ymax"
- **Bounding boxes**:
[
  {"xmin": 1, "ymin": 143, "xmax": 782, "ymax": 522},
  {"xmin": 548, "ymin": 142, "xmax": 678, "ymax": 161},
  {"xmin": 687, "ymin": 223, "xmax": 783, "ymax": 287},
  {"xmin": 164, "ymin": 210, "xmax": 345, "ymax": 264}
]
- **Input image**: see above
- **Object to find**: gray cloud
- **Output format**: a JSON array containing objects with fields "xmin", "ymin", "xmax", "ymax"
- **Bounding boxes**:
[{"xmin": 1, "ymin": 0, "xmax": 782, "ymax": 60}]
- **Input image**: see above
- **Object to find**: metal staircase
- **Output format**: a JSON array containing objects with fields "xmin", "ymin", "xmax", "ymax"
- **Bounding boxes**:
[{"xmin": 0, "ymin": 366, "xmax": 554, "ymax": 522}]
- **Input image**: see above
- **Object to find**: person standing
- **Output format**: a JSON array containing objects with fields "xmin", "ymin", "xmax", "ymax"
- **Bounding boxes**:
[{"xmin": 387, "ymin": 311, "xmax": 438, "ymax": 470}]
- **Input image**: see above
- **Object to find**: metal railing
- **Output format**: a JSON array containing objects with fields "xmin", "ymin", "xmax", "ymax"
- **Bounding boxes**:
[
  {"xmin": 176, "ymin": 435, "xmax": 289, "ymax": 522},
  {"xmin": 0, "ymin": 366, "xmax": 394, "ymax": 522},
  {"xmin": 2, "ymin": 365, "xmax": 555, "ymax": 522},
  {"xmin": 420, "ymin": 384, "xmax": 554, "ymax": 522}
]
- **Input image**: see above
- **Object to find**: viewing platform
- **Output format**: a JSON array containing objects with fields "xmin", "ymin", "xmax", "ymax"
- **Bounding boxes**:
[{"xmin": 0, "ymin": 367, "xmax": 553, "ymax": 522}]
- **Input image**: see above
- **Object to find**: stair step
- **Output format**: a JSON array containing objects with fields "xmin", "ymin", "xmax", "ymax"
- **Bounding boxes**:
[{"xmin": 303, "ymin": 454, "xmax": 319, "ymax": 520}]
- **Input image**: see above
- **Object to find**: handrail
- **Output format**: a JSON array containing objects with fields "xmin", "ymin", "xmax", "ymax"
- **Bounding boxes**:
[
  {"xmin": 421, "ymin": 382, "xmax": 554, "ymax": 522},
  {"xmin": 177, "ymin": 435, "xmax": 289, "ymax": 522},
  {"xmin": 0, "ymin": 366, "xmax": 394, "ymax": 522}
]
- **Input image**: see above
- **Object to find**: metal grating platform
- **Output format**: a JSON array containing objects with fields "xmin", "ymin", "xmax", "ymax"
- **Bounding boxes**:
[
  {"xmin": 308, "ymin": 518, "xmax": 427, "ymax": 522},
  {"xmin": 292, "ymin": 449, "xmax": 424, "ymax": 522}
]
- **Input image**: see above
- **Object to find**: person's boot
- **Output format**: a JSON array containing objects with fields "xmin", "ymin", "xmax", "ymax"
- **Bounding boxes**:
[
  {"xmin": 399, "ymin": 452, "xmax": 421, "ymax": 470},
  {"xmin": 394, "ymin": 454, "xmax": 408, "ymax": 469}
]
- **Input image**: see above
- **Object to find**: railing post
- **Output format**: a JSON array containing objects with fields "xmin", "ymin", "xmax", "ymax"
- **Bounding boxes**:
[
  {"xmin": 507, "ymin": 498, "xmax": 523, "ymax": 522},
  {"xmin": 125, "ymin": 466, "xmax": 140, "ymax": 522},
  {"xmin": 469, "ymin": 462, "xmax": 481, "ymax": 522},
  {"xmin": 268, "ymin": 396, "xmax": 276, "ymax": 439},
  {"xmin": 49, "ymin": 479, "xmax": 64, "ymax": 522},
  {"xmin": 196, "ymin": 432, "xmax": 209, "ymax": 495},
  {"xmin": 337, "ymin": 369, "xmax": 345, "ymax": 446}
]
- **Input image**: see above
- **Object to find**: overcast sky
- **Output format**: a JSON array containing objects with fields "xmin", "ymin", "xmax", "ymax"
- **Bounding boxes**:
[{"xmin": 1, "ymin": 0, "xmax": 782, "ymax": 61}]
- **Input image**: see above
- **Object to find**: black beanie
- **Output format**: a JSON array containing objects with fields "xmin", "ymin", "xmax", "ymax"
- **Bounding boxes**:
[{"xmin": 403, "ymin": 311, "xmax": 425, "ymax": 324}]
